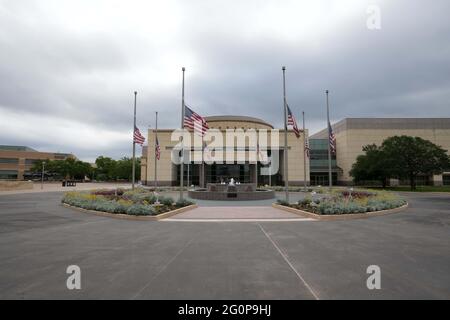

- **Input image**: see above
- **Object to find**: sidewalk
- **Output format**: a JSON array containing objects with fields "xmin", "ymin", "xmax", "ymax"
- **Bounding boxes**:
[
  {"xmin": 165, "ymin": 206, "xmax": 313, "ymax": 221},
  {"xmin": 0, "ymin": 182, "xmax": 132, "ymax": 196}
]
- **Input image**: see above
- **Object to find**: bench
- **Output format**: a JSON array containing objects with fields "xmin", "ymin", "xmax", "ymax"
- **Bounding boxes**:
[{"xmin": 62, "ymin": 180, "xmax": 77, "ymax": 187}]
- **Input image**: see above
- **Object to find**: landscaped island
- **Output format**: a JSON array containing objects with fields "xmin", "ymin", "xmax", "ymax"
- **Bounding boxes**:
[
  {"xmin": 277, "ymin": 189, "xmax": 407, "ymax": 215},
  {"xmin": 62, "ymin": 188, "xmax": 194, "ymax": 216}
]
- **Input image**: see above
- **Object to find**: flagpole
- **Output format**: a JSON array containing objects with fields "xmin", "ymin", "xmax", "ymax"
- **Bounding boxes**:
[
  {"xmin": 201, "ymin": 136, "xmax": 205, "ymax": 188},
  {"xmin": 269, "ymin": 160, "xmax": 272, "ymax": 187},
  {"xmin": 154, "ymin": 111, "xmax": 158, "ymax": 188},
  {"xmin": 132, "ymin": 91, "xmax": 137, "ymax": 190},
  {"xmin": 255, "ymin": 142, "xmax": 258, "ymax": 189},
  {"xmin": 326, "ymin": 90, "xmax": 332, "ymax": 192},
  {"xmin": 302, "ymin": 111, "xmax": 307, "ymax": 192},
  {"xmin": 282, "ymin": 66, "xmax": 289, "ymax": 203},
  {"xmin": 180, "ymin": 67, "xmax": 185, "ymax": 200}
]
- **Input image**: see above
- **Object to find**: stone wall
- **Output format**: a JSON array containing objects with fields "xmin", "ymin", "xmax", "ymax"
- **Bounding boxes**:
[{"xmin": 0, "ymin": 180, "xmax": 33, "ymax": 191}]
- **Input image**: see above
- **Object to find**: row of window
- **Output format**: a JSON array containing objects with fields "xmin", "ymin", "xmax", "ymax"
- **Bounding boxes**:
[
  {"xmin": 0, "ymin": 158, "xmax": 40, "ymax": 165},
  {"xmin": 0, "ymin": 170, "xmax": 18, "ymax": 179}
]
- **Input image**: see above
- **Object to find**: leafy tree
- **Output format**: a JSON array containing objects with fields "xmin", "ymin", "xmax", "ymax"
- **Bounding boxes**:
[
  {"xmin": 381, "ymin": 136, "xmax": 450, "ymax": 190},
  {"xmin": 95, "ymin": 156, "xmax": 117, "ymax": 180},
  {"xmin": 350, "ymin": 144, "xmax": 390, "ymax": 187},
  {"xmin": 72, "ymin": 160, "xmax": 93, "ymax": 180},
  {"xmin": 31, "ymin": 158, "xmax": 92, "ymax": 180},
  {"xmin": 30, "ymin": 159, "xmax": 49, "ymax": 177},
  {"xmin": 94, "ymin": 156, "xmax": 140, "ymax": 181}
]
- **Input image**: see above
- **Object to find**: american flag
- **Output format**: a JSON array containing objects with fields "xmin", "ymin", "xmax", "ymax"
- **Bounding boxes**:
[
  {"xmin": 305, "ymin": 137, "xmax": 310, "ymax": 158},
  {"xmin": 133, "ymin": 126, "xmax": 145, "ymax": 145},
  {"xmin": 328, "ymin": 120, "xmax": 336, "ymax": 154},
  {"xmin": 184, "ymin": 105, "xmax": 209, "ymax": 136},
  {"xmin": 287, "ymin": 104, "xmax": 302, "ymax": 138},
  {"xmin": 155, "ymin": 136, "xmax": 160, "ymax": 160}
]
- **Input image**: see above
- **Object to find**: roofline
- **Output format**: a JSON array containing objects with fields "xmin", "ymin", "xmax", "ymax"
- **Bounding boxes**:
[
  {"xmin": 310, "ymin": 117, "xmax": 450, "ymax": 139},
  {"xmin": 205, "ymin": 115, "xmax": 274, "ymax": 129}
]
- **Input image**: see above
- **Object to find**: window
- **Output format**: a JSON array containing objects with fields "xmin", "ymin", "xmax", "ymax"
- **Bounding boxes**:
[
  {"xmin": 25, "ymin": 159, "xmax": 39, "ymax": 165},
  {"xmin": 0, "ymin": 170, "xmax": 18, "ymax": 179},
  {"xmin": 0, "ymin": 158, "xmax": 19, "ymax": 164},
  {"xmin": 443, "ymin": 174, "xmax": 450, "ymax": 186}
]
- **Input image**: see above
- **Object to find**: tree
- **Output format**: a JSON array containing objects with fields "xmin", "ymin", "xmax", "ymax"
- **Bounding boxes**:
[
  {"xmin": 350, "ymin": 144, "xmax": 390, "ymax": 187},
  {"xmin": 94, "ymin": 156, "xmax": 140, "ymax": 181},
  {"xmin": 72, "ymin": 160, "xmax": 93, "ymax": 180},
  {"xmin": 30, "ymin": 158, "xmax": 92, "ymax": 180},
  {"xmin": 95, "ymin": 156, "xmax": 117, "ymax": 180},
  {"xmin": 381, "ymin": 136, "xmax": 450, "ymax": 190}
]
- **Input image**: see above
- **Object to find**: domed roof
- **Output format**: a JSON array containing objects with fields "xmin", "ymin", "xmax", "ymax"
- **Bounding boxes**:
[{"xmin": 205, "ymin": 115, "xmax": 273, "ymax": 129}]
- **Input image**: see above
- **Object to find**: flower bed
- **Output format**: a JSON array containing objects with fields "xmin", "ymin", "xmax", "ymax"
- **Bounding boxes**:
[
  {"xmin": 277, "ymin": 189, "xmax": 406, "ymax": 215},
  {"xmin": 62, "ymin": 188, "xmax": 194, "ymax": 216}
]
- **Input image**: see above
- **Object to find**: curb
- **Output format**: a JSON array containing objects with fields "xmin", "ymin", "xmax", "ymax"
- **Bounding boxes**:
[
  {"xmin": 272, "ymin": 203, "xmax": 409, "ymax": 221},
  {"xmin": 61, "ymin": 203, "xmax": 198, "ymax": 221}
]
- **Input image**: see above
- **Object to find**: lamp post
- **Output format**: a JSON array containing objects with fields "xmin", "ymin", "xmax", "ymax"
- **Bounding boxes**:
[
  {"xmin": 41, "ymin": 161, "xmax": 45, "ymax": 190},
  {"xmin": 326, "ymin": 90, "xmax": 333, "ymax": 192}
]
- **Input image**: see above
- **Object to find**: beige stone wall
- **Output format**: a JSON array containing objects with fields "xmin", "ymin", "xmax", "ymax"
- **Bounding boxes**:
[
  {"xmin": 338, "ymin": 128, "xmax": 450, "ymax": 182},
  {"xmin": 143, "ymin": 128, "xmax": 309, "ymax": 185},
  {"xmin": 0, "ymin": 180, "xmax": 33, "ymax": 191},
  {"xmin": 145, "ymin": 130, "xmax": 176, "ymax": 185},
  {"xmin": 278, "ymin": 130, "xmax": 310, "ymax": 184}
]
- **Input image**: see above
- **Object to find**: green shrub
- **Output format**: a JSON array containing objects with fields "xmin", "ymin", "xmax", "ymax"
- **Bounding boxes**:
[
  {"xmin": 314, "ymin": 195, "xmax": 405, "ymax": 215},
  {"xmin": 299, "ymin": 196, "xmax": 312, "ymax": 206},
  {"xmin": 126, "ymin": 204, "xmax": 155, "ymax": 216},
  {"xmin": 158, "ymin": 196, "xmax": 174, "ymax": 206},
  {"xmin": 175, "ymin": 199, "xmax": 194, "ymax": 208},
  {"xmin": 113, "ymin": 202, "xmax": 128, "ymax": 214},
  {"xmin": 276, "ymin": 199, "xmax": 289, "ymax": 206},
  {"xmin": 141, "ymin": 194, "xmax": 157, "ymax": 204}
]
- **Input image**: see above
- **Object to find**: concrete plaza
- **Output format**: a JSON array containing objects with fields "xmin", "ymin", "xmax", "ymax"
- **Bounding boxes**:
[{"xmin": 0, "ymin": 190, "xmax": 449, "ymax": 299}]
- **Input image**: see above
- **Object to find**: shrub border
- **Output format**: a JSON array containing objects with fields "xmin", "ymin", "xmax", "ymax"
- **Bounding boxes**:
[
  {"xmin": 62, "ymin": 203, "xmax": 198, "ymax": 221},
  {"xmin": 272, "ymin": 202, "xmax": 409, "ymax": 221}
]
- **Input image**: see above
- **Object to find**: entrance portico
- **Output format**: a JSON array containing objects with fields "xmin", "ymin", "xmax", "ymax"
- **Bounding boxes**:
[{"xmin": 142, "ymin": 115, "xmax": 310, "ymax": 187}]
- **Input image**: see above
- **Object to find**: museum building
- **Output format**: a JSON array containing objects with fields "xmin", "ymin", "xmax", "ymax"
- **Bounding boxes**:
[{"xmin": 141, "ymin": 117, "xmax": 450, "ymax": 187}]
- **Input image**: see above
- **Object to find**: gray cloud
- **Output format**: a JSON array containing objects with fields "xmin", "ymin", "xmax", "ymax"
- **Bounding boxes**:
[{"xmin": 0, "ymin": 0, "xmax": 449, "ymax": 161}]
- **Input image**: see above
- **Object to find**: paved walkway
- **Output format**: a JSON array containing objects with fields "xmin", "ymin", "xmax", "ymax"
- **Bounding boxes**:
[
  {"xmin": 166, "ymin": 206, "xmax": 313, "ymax": 221},
  {"xmin": 0, "ymin": 182, "xmax": 132, "ymax": 195}
]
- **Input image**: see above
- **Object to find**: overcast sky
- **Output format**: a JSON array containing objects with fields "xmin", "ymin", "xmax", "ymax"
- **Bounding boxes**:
[{"xmin": 1, "ymin": 0, "xmax": 449, "ymax": 162}]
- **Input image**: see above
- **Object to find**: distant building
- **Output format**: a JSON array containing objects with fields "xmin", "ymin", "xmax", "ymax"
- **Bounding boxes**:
[
  {"xmin": 311, "ymin": 118, "xmax": 450, "ymax": 186},
  {"xmin": 0, "ymin": 145, "xmax": 75, "ymax": 180}
]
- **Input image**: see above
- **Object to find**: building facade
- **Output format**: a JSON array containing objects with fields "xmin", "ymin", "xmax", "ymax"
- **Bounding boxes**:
[
  {"xmin": 311, "ymin": 118, "xmax": 450, "ymax": 186},
  {"xmin": 0, "ymin": 145, "xmax": 75, "ymax": 180},
  {"xmin": 141, "ymin": 116, "xmax": 310, "ymax": 186}
]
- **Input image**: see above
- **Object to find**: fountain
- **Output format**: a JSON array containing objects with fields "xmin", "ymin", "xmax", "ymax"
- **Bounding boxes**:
[{"xmin": 188, "ymin": 178, "xmax": 275, "ymax": 201}]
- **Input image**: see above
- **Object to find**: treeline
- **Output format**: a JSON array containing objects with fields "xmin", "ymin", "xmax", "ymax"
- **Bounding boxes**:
[
  {"xmin": 350, "ymin": 136, "xmax": 450, "ymax": 190},
  {"xmin": 31, "ymin": 156, "xmax": 140, "ymax": 181},
  {"xmin": 94, "ymin": 156, "xmax": 141, "ymax": 181}
]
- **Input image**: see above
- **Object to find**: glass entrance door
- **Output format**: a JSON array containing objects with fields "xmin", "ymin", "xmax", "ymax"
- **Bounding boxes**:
[{"xmin": 205, "ymin": 164, "xmax": 251, "ymax": 184}]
